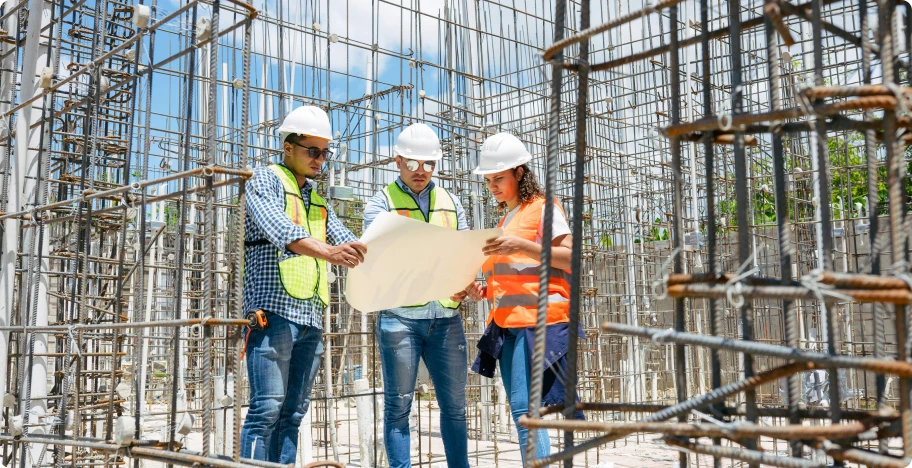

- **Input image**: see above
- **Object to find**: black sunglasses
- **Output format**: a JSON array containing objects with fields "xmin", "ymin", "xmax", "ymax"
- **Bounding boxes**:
[
  {"xmin": 291, "ymin": 141, "xmax": 334, "ymax": 160},
  {"xmin": 402, "ymin": 158, "xmax": 436, "ymax": 172}
]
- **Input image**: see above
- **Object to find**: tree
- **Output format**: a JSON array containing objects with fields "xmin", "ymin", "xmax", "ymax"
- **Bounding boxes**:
[{"xmin": 714, "ymin": 133, "xmax": 912, "ymax": 231}]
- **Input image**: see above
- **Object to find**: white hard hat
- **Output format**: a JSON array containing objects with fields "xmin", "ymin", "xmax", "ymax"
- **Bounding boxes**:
[
  {"xmin": 393, "ymin": 123, "xmax": 442, "ymax": 161},
  {"xmin": 278, "ymin": 106, "xmax": 332, "ymax": 143},
  {"xmin": 472, "ymin": 132, "xmax": 532, "ymax": 175}
]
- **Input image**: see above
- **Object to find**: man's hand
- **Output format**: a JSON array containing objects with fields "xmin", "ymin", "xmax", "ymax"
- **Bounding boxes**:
[
  {"xmin": 450, "ymin": 282, "xmax": 484, "ymax": 303},
  {"xmin": 465, "ymin": 282, "xmax": 484, "ymax": 301},
  {"xmin": 326, "ymin": 242, "xmax": 367, "ymax": 267},
  {"xmin": 449, "ymin": 290, "xmax": 468, "ymax": 303}
]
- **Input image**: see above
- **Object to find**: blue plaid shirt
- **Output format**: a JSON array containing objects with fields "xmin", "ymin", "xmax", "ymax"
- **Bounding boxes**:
[
  {"xmin": 363, "ymin": 178, "xmax": 469, "ymax": 319},
  {"xmin": 244, "ymin": 164, "xmax": 357, "ymax": 328}
]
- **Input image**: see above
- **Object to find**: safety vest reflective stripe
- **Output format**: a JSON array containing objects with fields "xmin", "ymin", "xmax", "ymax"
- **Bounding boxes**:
[
  {"xmin": 269, "ymin": 164, "xmax": 330, "ymax": 306},
  {"xmin": 383, "ymin": 182, "xmax": 461, "ymax": 309},
  {"xmin": 485, "ymin": 262, "xmax": 572, "ymax": 282},
  {"xmin": 492, "ymin": 293, "xmax": 569, "ymax": 310},
  {"xmin": 482, "ymin": 196, "xmax": 571, "ymax": 328}
]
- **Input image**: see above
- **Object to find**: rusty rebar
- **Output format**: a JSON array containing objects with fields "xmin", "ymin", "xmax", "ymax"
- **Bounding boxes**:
[
  {"xmin": 823, "ymin": 441, "xmax": 911, "ymax": 467},
  {"xmin": 665, "ymin": 438, "xmax": 827, "ymax": 468},
  {"xmin": 540, "ymin": 401, "xmax": 898, "ymax": 421},
  {"xmin": 517, "ymin": 419, "xmax": 870, "ymax": 441},
  {"xmin": 666, "ymin": 283, "xmax": 912, "ymax": 304},
  {"xmin": 541, "ymin": 0, "xmax": 684, "ymax": 60},
  {"xmin": 666, "ymin": 271, "xmax": 912, "ymax": 290},
  {"xmin": 528, "ymin": 362, "xmax": 816, "ymax": 467},
  {"xmin": 602, "ymin": 321, "xmax": 912, "ymax": 377},
  {"xmin": 660, "ymin": 96, "xmax": 896, "ymax": 138}
]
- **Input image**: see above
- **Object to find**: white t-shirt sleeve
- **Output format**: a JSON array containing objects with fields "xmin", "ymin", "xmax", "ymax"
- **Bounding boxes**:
[{"xmin": 537, "ymin": 202, "xmax": 571, "ymax": 243}]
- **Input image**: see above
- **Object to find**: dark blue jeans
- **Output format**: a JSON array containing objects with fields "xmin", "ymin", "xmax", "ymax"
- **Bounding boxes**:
[
  {"xmin": 501, "ymin": 327, "xmax": 550, "ymax": 464},
  {"xmin": 377, "ymin": 312, "xmax": 469, "ymax": 468},
  {"xmin": 240, "ymin": 313, "xmax": 323, "ymax": 463}
]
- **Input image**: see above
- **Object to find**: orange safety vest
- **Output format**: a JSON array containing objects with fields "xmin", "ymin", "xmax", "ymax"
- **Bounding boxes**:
[{"xmin": 482, "ymin": 197, "xmax": 571, "ymax": 328}]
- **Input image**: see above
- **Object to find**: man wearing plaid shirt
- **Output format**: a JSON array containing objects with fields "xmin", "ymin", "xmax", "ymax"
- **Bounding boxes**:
[{"xmin": 241, "ymin": 106, "xmax": 366, "ymax": 463}]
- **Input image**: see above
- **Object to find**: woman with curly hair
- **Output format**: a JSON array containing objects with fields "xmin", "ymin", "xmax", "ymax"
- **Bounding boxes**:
[{"xmin": 468, "ymin": 132, "xmax": 579, "ymax": 464}]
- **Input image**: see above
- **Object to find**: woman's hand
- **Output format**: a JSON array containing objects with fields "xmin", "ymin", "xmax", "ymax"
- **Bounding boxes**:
[{"xmin": 482, "ymin": 234, "xmax": 529, "ymax": 256}]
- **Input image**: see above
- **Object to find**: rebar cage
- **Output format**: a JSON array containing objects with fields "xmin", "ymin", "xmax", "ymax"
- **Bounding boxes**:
[{"xmin": 3, "ymin": 0, "xmax": 912, "ymax": 467}]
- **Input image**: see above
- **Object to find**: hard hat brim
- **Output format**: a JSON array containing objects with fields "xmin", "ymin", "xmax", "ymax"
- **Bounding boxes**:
[
  {"xmin": 281, "ymin": 132, "xmax": 333, "ymax": 144},
  {"xmin": 472, "ymin": 154, "xmax": 532, "ymax": 175},
  {"xmin": 394, "ymin": 146, "xmax": 442, "ymax": 161},
  {"xmin": 302, "ymin": 135, "xmax": 332, "ymax": 144},
  {"xmin": 399, "ymin": 154, "xmax": 442, "ymax": 161}
]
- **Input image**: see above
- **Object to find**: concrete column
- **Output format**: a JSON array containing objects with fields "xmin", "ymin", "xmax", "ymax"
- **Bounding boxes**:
[
  {"xmin": 354, "ymin": 378, "xmax": 383, "ymax": 467},
  {"xmin": 13, "ymin": 2, "xmax": 53, "ymax": 464},
  {"xmin": 0, "ymin": 1, "xmax": 20, "ymax": 416}
]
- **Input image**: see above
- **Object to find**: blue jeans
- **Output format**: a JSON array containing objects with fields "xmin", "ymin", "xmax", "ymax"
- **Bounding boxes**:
[
  {"xmin": 240, "ymin": 313, "xmax": 323, "ymax": 463},
  {"xmin": 377, "ymin": 312, "xmax": 469, "ymax": 468},
  {"xmin": 501, "ymin": 328, "xmax": 550, "ymax": 464}
]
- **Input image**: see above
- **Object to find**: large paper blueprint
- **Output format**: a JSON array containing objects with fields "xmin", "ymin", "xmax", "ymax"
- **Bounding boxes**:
[{"xmin": 345, "ymin": 212, "xmax": 503, "ymax": 312}]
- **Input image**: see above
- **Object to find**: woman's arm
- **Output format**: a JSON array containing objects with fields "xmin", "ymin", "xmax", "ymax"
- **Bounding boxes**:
[{"xmin": 482, "ymin": 233, "xmax": 573, "ymax": 270}]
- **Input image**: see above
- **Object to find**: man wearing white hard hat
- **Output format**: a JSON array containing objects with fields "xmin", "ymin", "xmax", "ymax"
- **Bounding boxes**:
[
  {"xmin": 362, "ymin": 122, "xmax": 479, "ymax": 468},
  {"xmin": 241, "ymin": 105, "xmax": 367, "ymax": 463}
]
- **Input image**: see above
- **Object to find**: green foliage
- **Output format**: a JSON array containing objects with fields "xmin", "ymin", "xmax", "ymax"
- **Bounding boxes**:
[
  {"xmin": 645, "ymin": 218, "xmax": 668, "ymax": 242},
  {"xmin": 828, "ymin": 133, "xmax": 881, "ymax": 213},
  {"xmin": 600, "ymin": 234, "xmax": 612, "ymax": 248},
  {"xmin": 163, "ymin": 204, "xmax": 179, "ymax": 229},
  {"xmin": 719, "ymin": 197, "xmax": 738, "ymax": 230},
  {"xmin": 716, "ymin": 134, "xmax": 912, "ymax": 230},
  {"xmin": 754, "ymin": 188, "xmax": 776, "ymax": 224},
  {"xmin": 829, "ymin": 134, "xmax": 912, "ymax": 217}
]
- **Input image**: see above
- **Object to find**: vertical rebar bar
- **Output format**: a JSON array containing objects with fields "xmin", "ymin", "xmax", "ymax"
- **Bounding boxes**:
[
  {"xmin": 669, "ymin": 4, "xmax": 687, "ymax": 468},
  {"xmin": 528, "ymin": 0, "xmax": 567, "ymax": 463},
  {"xmin": 563, "ymin": 0, "xmax": 590, "ymax": 465},
  {"xmin": 764, "ymin": 0, "xmax": 802, "ymax": 458}
]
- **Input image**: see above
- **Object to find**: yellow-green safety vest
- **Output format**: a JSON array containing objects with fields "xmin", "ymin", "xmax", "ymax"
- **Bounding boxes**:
[
  {"xmin": 270, "ymin": 164, "xmax": 330, "ymax": 306},
  {"xmin": 382, "ymin": 182, "xmax": 461, "ymax": 309}
]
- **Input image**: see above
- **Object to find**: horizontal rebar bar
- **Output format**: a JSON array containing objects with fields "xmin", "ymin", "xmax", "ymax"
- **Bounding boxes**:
[
  {"xmin": 0, "ymin": 317, "xmax": 247, "ymax": 332},
  {"xmin": 518, "ymin": 419, "xmax": 869, "ymax": 440},
  {"xmin": 666, "ymin": 283, "xmax": 912, "ymax": 304},
  {"xmin": 822, "ymin": 441, "xmax": 911, "ymax": 468},
  {"xmin": 528, "ymin": 362, "xmax": 817, "ymax": 467},
  {"xmin": 602, "ymin": 322, "xmax": 912, "ymax": 376},
  {"xmin": 665, "ymin": 438, "xmax": 827, "ymax": 468}
]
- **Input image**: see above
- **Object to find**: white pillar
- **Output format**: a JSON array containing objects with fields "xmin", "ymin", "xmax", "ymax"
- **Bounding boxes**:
[
  {"xmin": 323, "ymin": 304, "xmax": 339, "ymax": 460},
  {"xmin": 495, "ymin": 374, "xmax": 509, "ymax": 437},
  {"xmin": 0, "ymin": 0, "xmax": 20, "ymax": 416},
  {"xmin": 214, "ymin": 373, "xmax": 236, "ymax": 456},
  {"xmin": 14, "ymin": 2, "xmax": 53, "ymax": 463},
  {"xmin": 137, "ymin": 184, "xmax": 166, "ymax": 421},
  {"xmin": 353, "ymin": 378, "xmax": 383, "ymax": 467},
  {"xmin": 296, "ymin": 406, "xmax": 312, "ymax": 466}
]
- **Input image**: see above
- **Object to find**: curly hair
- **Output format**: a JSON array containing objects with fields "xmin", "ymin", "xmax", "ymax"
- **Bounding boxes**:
[{"xmin": 499, "ymin": 164, "xmax": 544, "ymax": 210}]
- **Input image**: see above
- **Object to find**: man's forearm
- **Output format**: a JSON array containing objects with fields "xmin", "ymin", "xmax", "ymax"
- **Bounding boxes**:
[{"xmin": 286, "ymin": 237, "xmax": 332, "ymax": 261}]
